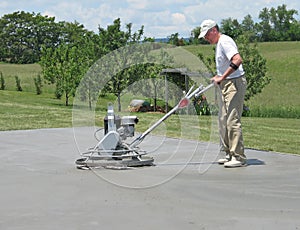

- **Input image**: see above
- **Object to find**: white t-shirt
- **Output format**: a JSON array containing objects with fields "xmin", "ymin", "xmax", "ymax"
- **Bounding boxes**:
[{"xmin": 215, "ymin": 34, "xmax": 244, "ymax": 79}]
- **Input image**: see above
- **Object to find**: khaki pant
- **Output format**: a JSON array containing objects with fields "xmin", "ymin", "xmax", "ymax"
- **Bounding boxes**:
[{"xmin": 218, "ymin": 76, "xmax": 247, "ymax": 162}]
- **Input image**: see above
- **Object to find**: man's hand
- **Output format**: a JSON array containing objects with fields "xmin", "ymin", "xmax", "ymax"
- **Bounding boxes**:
[{"xmin": 211, "ymin": 75, "xmax": 224, "ymax": 85}]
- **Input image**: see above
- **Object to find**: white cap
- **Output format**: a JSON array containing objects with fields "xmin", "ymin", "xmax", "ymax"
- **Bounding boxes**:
[{"xmin": 198, "ymin": 19, "xmax": 217, "ymax": 38}]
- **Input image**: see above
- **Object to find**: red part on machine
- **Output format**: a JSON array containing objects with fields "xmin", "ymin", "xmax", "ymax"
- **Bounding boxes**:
[{"xmin": 178, "ymin": 98, "xmax": 189, "ymax": 108}]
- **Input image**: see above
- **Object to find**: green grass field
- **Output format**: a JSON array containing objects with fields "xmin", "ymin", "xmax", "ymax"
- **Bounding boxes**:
[
  {"xmin": 0, "ymin": 42, "xmax": 299, "ymax": 154},
  {"xmin": 0, "ymin": 63, "xmax": 55, "ymax": 93},
  {"xmin": 0, "ymin": 90, "xmax": 299, "ymax": 154},
  {"xmin": 185, "ymin": 41, "xmax": 300, "ymax": 117}
]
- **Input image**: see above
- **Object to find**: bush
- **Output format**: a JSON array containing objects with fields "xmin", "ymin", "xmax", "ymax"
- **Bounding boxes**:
[
  {"xmin": 247, "ymin": 106, "xmax": 300, "ymax": 118},
  {"xmin": 34, "ymin": 74, "xmax": 43, "ymax": 95},
  {"xmin": 15, "ymin": 76, "xmax": 22, "ymax": 91},
  {"xmin": 0, "ymin": 72, "xmax": 5, "ymax": 90},
  {"xmin": 193, "ymin": 95, "xmax": 211, "ymax": 115}
]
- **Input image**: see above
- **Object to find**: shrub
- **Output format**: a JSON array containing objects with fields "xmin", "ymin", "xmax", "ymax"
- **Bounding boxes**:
[
  {"xmin": 15, "ymin": 76, "xmax": 22, "ymax": 91},
  {"xmin": 34, "ymin": 74, "xmax": 43, "ymax": 95},
  {"xmin": 248, "ymin": 106, "xmax": 300, "ymax": 118},
  {"xmin": 0, "ymin": 72, "xmax": 5, "ymax": 90}
]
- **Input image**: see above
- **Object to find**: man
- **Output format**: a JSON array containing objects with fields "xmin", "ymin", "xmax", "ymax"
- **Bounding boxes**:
[{"xmin": 198, "ymin": 19, "xmax": 247, "ymax": 167}]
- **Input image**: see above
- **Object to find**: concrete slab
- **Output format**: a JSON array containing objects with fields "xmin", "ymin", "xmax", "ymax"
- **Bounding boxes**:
[{"xmin": 0, "ymin": 128, "xmax": 300, "ymax": 230}]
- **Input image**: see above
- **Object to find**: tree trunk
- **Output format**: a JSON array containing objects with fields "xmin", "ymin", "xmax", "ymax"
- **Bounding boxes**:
[
  {"xmin": 88, "ymin": 89, "xmax": 92, "ymax": 110},
  {"xmin": 65, "ymin": 93, "xmax": 69, "ymax": 106},
  {"xmin": 117, "ymin": 92, "xmax": 121, "ymax": 112},
  {"xmin": 154, "ymin": 84, "xmax": 157, "ymax": 112}
]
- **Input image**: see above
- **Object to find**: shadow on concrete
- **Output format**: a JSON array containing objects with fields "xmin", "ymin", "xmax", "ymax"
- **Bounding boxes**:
[{"xmin": 246, "ymin": 158, "xmax": 265, "ymax": 166}]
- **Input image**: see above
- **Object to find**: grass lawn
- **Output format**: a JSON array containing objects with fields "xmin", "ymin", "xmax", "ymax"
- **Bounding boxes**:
[
  {"xmin": 0, "ymin": 63, "xmax": 54, "ymax": 93},
  {"xmin": 242, "ymin": 117, "xmax": 300, "ymax": 154},
  {"xmin": 0, "ymin": 90, "xmax": 72, "ymax": 130},
  {"xmin": 0, "ymin": 90, "xmax": 299, "ymax": 155},
  {"xmin": 0, "ymin": 42, "xmax": 299, "ymax": 155}
]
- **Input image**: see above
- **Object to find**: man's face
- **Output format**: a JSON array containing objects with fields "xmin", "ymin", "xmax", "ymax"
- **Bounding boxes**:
[{"xmin": 204, "ymin": 27, "xmax": 218, "ymax": 44}]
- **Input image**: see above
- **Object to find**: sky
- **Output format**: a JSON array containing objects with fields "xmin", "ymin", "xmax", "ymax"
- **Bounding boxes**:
[{"xmin": 0, "ymin": 0, "xmax": 299, "ymax": 38}]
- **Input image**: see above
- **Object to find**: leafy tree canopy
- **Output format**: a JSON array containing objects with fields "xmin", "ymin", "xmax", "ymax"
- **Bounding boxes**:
[{"xmin": 190, "ymin": 4, "xmax": 300, "ymax": 44}]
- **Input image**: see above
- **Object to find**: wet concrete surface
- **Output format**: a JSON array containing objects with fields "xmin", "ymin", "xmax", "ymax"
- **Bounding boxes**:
[{"xmin": 1, "ymin": 128, "xmax": 299, "ymax": 230}]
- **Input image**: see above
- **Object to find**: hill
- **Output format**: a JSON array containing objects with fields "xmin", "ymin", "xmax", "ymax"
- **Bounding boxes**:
[
  {"xmin": 184, "ymin": 41, "xmax": 300, "ymax": 118},
  {"xmin": 0, "ymin": 41, "xmax": 299, "ymax": 118}
]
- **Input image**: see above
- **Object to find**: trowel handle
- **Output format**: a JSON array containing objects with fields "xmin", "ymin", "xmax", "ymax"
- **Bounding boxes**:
[{"xmin": 129, "ymin": 83, "xmax": 215, "ymax": 148}]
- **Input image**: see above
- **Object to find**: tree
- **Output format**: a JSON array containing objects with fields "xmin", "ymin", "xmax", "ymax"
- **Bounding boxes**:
[
  {"xmin": 270, "ymin": 4, "xmax": 298, "ymax": 41},
  {"xmin": 167, "ymin": 33, "xmax": 186, "ymax": 46},
  {"xmin": 34, "ymin": 74, "xmax": 43, "ymax": 95},
  {"xmin": 241, "ymin": 14, "xmax": 257, "ymax": 42},
  {"xmin": 15, "ymin": 76, "xmax": 22, "ymax": 91},
  {"xmin": 288, "ymin": 21, "xmax": 300, "ymax": 41},
  {"xmin": 77, "ymin": 61, "xmax": 104, "ymax": 110},
  {"xmin": 139, "ymin": 64, "xmax": 166, "ymax": 112},
  {"xmin": 40, "ymin": 28, "xmax": 95, "ymax": 106},
  {"xmin": 97, "ymin": 18, "xmax": 133, "ymax": 57},
  {"xmin": 258, "ymin": 4, "xmax": 299, "ymax": 41},
  {"xmin": 0, "ymin": 11, "xmax": 60, "ymax": 63},
  {"xmin": 0, "ymin": 72, "xmax": 5, "ymax": 90},
  {"xmin": 190, "ymin": 26, "xmax": 206, "ymax": 44},
  {"xmin": 127, "ymin": 62, "xmax": 173, "ymax": 112},
  {"xmin": 97, "ymin": 18, "xmax": 145, "ymax": 111},
  {"xmin": 257, "ymin": 7, "xmax": 272, "ymax": 41},
  {"xmin": 191, "ymin": 4, "xmax": 300, "ymax": 42},
  {"xmin": 0, "ymin": 11, "xmax": 98, "ymax": 64},
  {"xmin": 221, "ymin": 18, "xmax": 243, "ymax": 40},
  {"xmin": 236, "ymin": 36, "xmax": 270, "ymax": 101}
]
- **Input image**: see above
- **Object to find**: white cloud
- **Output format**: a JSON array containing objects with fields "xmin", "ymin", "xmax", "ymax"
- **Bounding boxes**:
[
  {"xmin": 0, "ymin": 1, "xmax": 9, "ymax": 8},
  {"xmin": 172, "ymin": 13, "xmax": 186, "ymax": 25},
  {"xmin": 126, "ymin": 0, "xmax": 148, "ymax": 9},
  {"xmin": 42, "ymin": 10, "xmax": 55, "ymax": 18}
]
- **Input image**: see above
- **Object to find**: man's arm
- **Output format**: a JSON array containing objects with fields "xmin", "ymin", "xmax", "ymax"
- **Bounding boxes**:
[{"xmin": 211, "ymin": 53, "xmax": 243, "ymax": 84}]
